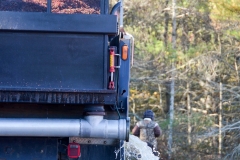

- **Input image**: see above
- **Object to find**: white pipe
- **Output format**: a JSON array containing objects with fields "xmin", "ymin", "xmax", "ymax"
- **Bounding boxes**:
[
  {"xmin": 119, "ymin": 0, "xmax": 124, "ymax": 28},
  {"xmin": 0, "ymin": 117, "xmax": 127, "ymax": 140}
]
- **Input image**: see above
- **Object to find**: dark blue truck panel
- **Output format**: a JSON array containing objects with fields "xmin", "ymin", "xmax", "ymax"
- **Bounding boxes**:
[
  {"xmin": 0, "ymin": 11, "xmax": 119, "ymax": 105},
  {"xmin": 0, "ymin": 12, "xmax": 116, "ymax": 33},
  {"xmin": 0, "ymin": 1, "xmax": 131, "ymax": 159},
  {"xmin": 0, "ymin": 137, "xmax": 58, "ymax": 160},
  {"xmin": 0, "ymin": 12, "xmax": 117, "ymax": 92},
  {"xmin": 0, "ymin": 32, "xmax": 106, "ymax": 90},
  {"xmin": 0, "ymin": 137, "xmax": 124, "ymax": 160}
]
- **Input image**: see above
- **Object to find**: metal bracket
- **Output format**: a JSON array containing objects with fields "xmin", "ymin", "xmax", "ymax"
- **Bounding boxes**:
[{"xmin": 69, "ymin": 137, "xmax": 118, "ymax": 145}]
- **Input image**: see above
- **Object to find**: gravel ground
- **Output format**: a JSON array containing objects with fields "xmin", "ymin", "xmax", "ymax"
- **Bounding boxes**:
[{"xmin": 0, "ymin": 0, "xmax": 100, "ymax": 14}]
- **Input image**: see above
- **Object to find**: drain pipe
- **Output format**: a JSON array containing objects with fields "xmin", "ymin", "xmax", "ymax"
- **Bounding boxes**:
[
  {"xmin": 0, "ymin": 107, "xmax": 128, "ymax": 140},
  {"xmin": 0, "ymin": 117, "xmax": 127, "ymax": 140},
  {"xmin": 81, "ymin": 106, "xmax": 127, "ymax": 140}
]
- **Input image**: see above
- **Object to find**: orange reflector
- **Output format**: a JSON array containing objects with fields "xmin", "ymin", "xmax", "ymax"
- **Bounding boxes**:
[{"xmin": 122, "ymin": 45, "xmax": 128, "ymax": 60}]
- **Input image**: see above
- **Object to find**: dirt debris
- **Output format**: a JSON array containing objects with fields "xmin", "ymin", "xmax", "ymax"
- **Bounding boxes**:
[{"xmin": 0, "ymin": 0, "xmax": 100, "ymax": 14}]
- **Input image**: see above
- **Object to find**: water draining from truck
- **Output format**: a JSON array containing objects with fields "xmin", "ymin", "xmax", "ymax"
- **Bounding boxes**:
[{"xmin": 115, "ymin": 135, "xmax": 160, "ymax": 160}]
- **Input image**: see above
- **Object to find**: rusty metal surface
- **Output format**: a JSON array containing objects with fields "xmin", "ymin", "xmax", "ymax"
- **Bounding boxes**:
[
  {"xmin": 0, "ymin": 91, "xmax": 116, "ymax": 104},
  {"xmin": 69, "ymin": 137, "xmax": 118, "ymax": 145},
  {"xmin": 0, "ymin": 103, "xmax": 123, "ymax": 119}
]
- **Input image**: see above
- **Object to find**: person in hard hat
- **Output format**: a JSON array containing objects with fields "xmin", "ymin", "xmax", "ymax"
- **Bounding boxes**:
[{"xmin": 132, "ymin": 109, "xmax": 162, "ymax": 156}]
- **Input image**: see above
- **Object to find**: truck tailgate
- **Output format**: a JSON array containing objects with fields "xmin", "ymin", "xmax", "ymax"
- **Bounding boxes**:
[{"xmin": 0, "ymin": 12, "xmax": 117, "ymax": 91}]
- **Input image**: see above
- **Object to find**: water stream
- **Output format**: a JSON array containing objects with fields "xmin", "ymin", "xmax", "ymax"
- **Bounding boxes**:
[{"xmin": 115, "ymin": 135, "xmax": 160, "ymax": 160}]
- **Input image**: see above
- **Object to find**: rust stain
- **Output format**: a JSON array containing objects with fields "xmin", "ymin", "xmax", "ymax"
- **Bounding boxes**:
[{"xmin": 0, "ymin": 92, "xmax": 107, "ymax": 104}]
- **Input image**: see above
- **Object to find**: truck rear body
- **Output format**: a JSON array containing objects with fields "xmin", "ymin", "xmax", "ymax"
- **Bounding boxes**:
[{"xmin": 0, "ymin": 0, "xmax": 132, "ymax": 159}]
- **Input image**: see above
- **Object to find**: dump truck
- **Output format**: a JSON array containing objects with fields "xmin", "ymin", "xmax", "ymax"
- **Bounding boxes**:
[{"xmin": 0, "ymin": 0, "xmax": 134, "ymax": 159}]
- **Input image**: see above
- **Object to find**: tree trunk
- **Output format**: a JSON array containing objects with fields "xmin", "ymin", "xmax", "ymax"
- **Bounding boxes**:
[
  {"xmin": 187, "ymin": 82, "xmax": 192, "ymax": 159},
  {"xmin": 158, "ymin": 84, "xmax": 163, "ymax": 110},
  {"xmin": 164, "ymin": 0, "xmax": 169, "ymax": 47},
  {"xmin": 218, "ymin": 82, "xmax": 222, "ymax": 158},
  {"xmin": 234, "ymin": 58, "xmax": 239, "ymax": 84},
  {"xmin": 168, "ymin": 79, "xmax": 175, "ymax": 160},
  {"xmin": 164, "ymin": 0, "xmax": 170, "ymax": 116},
  {"xmin": 165, "ymin": 81, "xmax": 171, "ymax": 114},
  {"xmin": 130, "ymin": 97, "xmax": 136, "ymax": 125},
  {"xmin": 168, "ymin": 0, "xmax": 176, "ymax": 159},
  {"xmin": 187, "ymin": 82, "xmax": 191, "ymax": 145}
]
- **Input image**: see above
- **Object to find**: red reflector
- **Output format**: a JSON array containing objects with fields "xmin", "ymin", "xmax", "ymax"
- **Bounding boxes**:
[{"xmin": 68, "ymin": 143, "xmax": 81, "ymax": 158}]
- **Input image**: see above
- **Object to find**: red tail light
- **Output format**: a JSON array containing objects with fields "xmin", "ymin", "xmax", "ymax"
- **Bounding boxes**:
[{"xmin": 68, "ymin": 143, "xmax": 81, "ymax": 158}]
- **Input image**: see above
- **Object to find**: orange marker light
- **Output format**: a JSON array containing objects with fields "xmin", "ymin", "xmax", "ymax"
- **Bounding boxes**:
[{"xmin": 122, "ymin": 45, "xmax": 128, "ymax": 60}]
